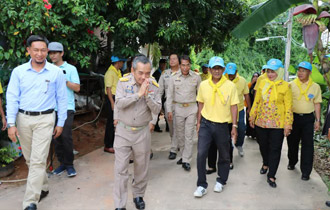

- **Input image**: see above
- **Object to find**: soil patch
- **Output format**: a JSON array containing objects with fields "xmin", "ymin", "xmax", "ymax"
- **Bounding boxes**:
[{"xmin": 0, "ymin": 111, "xmax": 106, "ymax": 187}]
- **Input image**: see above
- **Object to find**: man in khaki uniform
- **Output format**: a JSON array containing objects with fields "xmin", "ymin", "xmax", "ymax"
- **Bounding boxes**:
[
  {"xmin": 113, "ymin": 55, "xmax": 161, "ymax": 210},
  {"xmin": 166, "ymin": 55, "xmax": 201, "ymax": 171},
  {"xmin": 158, "ymin": 54, "xmax": 180, "ymax": 160}
]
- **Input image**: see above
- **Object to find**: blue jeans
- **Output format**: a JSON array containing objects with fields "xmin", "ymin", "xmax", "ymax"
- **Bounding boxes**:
[{"xmin": 235, "ymin": 109, "xmax": 246, "ymax": 147}]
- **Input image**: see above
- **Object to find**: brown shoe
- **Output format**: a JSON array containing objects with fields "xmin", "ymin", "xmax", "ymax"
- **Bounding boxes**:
[{"xmin": 104, "ymin": 147, "xmax": 115, "ymax": 153}]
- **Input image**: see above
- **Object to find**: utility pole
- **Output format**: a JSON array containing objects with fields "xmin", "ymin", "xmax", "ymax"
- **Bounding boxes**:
[{"xmin": 284, "ymin": 8, "xmax": 293, "ymax": 81}]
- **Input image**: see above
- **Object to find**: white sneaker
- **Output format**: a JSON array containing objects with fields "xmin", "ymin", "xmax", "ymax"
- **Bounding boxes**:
[
  {"xmin": 194, "ymin": 186, "xmax": 207, "ymax": 197},
  {"xmin": 237, "ymin": 146, "xmax": 244, "ymax": 157},
  {"xmin": 213, "ymin": 182, "xmax": 223, "ymax": 193}
]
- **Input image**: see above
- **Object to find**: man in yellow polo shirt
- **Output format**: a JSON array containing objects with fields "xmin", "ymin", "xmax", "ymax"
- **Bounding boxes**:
[
  {"xmin": 104, "ymin": 56, "xmax": 126, "ymax": 153},
  {"xmin": 194, "ymin": 56, "xmax": 239, "ymax": 198},
  {"xmin": 287, "ymin": 61, "xmax": 321, "ymax": 181},
  {"xmin": 0, "ymin": 82, "xmax": 6, "ymax": 130},
  {"xmin": 225, "ymin": 63, "xmax": 251, "ymax": 158},
  {"xmin": 200, "ymin": 64, "xmax": 210, "ymax": 81}
]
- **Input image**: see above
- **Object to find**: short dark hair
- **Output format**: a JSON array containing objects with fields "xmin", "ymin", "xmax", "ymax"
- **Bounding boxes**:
[
  {"xmin": 169, "ymin": 53, "xmax": 179, "ymax": 60},
  {"xmin": 27, "ymin": 35, "xmax": 49, "ymax": 47},
  {"xmin": 179, "ymin": 55, "xmax": 191, "ymax": 64},
  {"xmin": 132, "ymin": 55, "xmax": 151, "ymax": 70},
  {"xmin": 159, "ymin": 59, "xmax": 166, "ymax": 64}
]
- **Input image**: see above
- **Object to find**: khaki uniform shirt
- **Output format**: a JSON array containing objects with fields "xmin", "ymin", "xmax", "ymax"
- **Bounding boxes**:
[
  {"xmin": 158, "ymin": 68, "xmax": 179, "ymax": 99},
  {"xmin": 166, "ymin": 70, "xmax": 201, "ymax": 113},
  {"xmin": 115, "ymin": 74, "xmax": 161, "ymax": 127}
]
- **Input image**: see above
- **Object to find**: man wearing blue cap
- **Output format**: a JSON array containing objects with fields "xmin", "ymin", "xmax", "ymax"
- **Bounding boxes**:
[
  {"xmin": 194, "ymin": 56, "xmax": 239, "ymax": 197},
  {"xmin": 225, "ymin": 63, "xmax": 251, "ymax": 160},
  {"xmin": 48, "ymin": 41, "xmax": 80, "ymax": 177},
  {"xmin": 104, "ymin": 55, "xmax": 125, "ymax": 153},
  {"xmin": 287, "ymin": 61, "xmax": 321, "ymax": 181},
  {"xmin": 200, "ymin": 64, "xmax": 210, "ymax": 81}
]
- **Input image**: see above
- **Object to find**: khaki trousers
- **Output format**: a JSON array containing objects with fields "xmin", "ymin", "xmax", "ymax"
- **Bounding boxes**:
[
  {"xmin": 113, "ymin": 125, "xmax": 151, "ymax": 208},
  {"xmin": 164, "ymin": 103, "xmax": 178, "ymax": 153},
  {"xmin": 17, "ymin": 112, "xmax": 55, "ymax": 209},
  {"xmin": 174, "ymin": 104, "xmax": 197, "ymax": 163}
]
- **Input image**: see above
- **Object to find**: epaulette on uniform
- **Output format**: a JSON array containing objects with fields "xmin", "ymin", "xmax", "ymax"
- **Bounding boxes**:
[
  {"xmin": 119, "ymin": 77, "xmax": 129, "ymax": 82},
  {"xmin": 123, "ymin": 73, "xmax": 131, "ymax": 77},
  {"xmin": 171, "ymin": 71, "xmax": 178, "ymax": 76},
  {"xmin": 152, "ymin": 80, "xmax": 159, "ymax": 88},
  {"xmin": 150, "ymin": 75, "xmax": 155, "ymax": 79},
  {"xmin": 194, "ymin": 71, "xmax": 200, "ymax": 76}
]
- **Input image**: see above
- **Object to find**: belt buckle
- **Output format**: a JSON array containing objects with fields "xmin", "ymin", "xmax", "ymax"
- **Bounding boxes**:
[
  {"xmin": 131, "ymin": 127, "xmax": 137, "ymax": 131},
  {"xmin": 183, "ymin": 103, "xmax": 189, "ymax": 107},
  {"xmin": 299, "ymin": 113, "xmax": 304, "ymax": 116}
]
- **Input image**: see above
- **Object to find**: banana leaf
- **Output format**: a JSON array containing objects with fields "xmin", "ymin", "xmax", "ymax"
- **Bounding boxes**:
[
  {"xmin": 311, "ymin": 64, "xmax": 327, "ymax": 85},
  {"xmin": 289, "ymin": 64, "xmax": 296, "ymax": 74},
  {"xmin": 232, "ymin": 0, "xmax": 310, "ymax": 39}
]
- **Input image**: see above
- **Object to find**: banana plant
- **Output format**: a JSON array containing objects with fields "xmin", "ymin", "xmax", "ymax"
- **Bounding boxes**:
[{"xmin": 293, "ymin": 0, "xmax": 330, "ymax": 87}]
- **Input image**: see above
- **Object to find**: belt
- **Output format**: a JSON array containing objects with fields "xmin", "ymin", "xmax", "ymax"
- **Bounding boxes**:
[
  {"xmin": 293, "ymin": 112, "xmax": 313, "ymax": 117},
  {"xmin": 174, "ymin": 102, "xmax": 196, "ymax": 107},
  {"xmin": 118, "ymin": 121, "xmax": 147, "ymax": 131},
  {"xmin": 19, "ymin": 109, "xmax": 54, "ymax": 116}
]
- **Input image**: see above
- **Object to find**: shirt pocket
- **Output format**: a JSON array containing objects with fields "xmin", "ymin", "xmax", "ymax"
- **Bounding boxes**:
[{"xmin": 43, "ymin": 79, "xmax": 55, "ymax": 95}]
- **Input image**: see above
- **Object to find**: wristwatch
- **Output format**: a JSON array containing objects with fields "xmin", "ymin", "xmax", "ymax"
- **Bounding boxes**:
[
  {"xmin": 232, "ymin": 124, "xmax": 238, "ymax": 128},
  {"xmin": 315, "ymin": 119, "xmax": 320, "ymax": 122},
  {"xmin": 7, "ymin": 123, "xmax": 16, "ymax": 128}
]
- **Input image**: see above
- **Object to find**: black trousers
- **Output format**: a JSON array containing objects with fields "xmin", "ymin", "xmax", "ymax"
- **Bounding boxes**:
[
  {"xmin": 104, "ymin": 95, "xmax": 115, "ymax": 148},
  {"xmin": 54, "ymin": 110, "xmax": 75, "ymax": 166},
  {"xmin": 255, "ymin": 126, "xmax": 284, "ymax": 179},
  {"xmin": 197, "ymin": 118, "xmax": 230, "ymax": 188},
  {"xmin": 287, "ymin": 113, "xmax": 314, "ymax": 176},
  {"xmin": 207, "ymin": 124, "xmax": 232, "ymax": 169}
]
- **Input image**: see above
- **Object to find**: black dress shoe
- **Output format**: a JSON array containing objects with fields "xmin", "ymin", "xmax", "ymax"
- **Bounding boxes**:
[
  {"xmin": 129, "ymin": 159, "xmax": 134, "ymax": 164},
  {"xmin": 301, "ymin": 174, "xmax": 310, "ymax": 181},
  {"xmin": 267, "ymin": 177, "xmax": 277, "ymax": 188},
  {"xmin": 115, "ymin": 208, "xmax": 126, "ymax": 210},
  {"xmin": 133, "ymin": 197, "xmax": 145, "ymax": 209},
  {"xmin": 168, "ymin": 152, "xmax": 176, "ymax": 160},
  {"xmin": 260, "ymin": 166, "xmax": 268, "ymax": 174},
  {"xmin": 154, "ymin": 128, "xmax": 162, "ymax": 132},
  {"xmin": 24, "ymin": 203, "xmax": 37, "ymax": 210},
  {"xmin": 287, "ymin": 165, "xmax": 295, "ymax": 170},
  {"xmin": 39, "ymin": 190, "xmax": 49, "ymax": 202},
  {"xmin": 230, "ymin": 163, "xmax": 234, "ymax": 170},
  {"xmin": 150, "ymin": 152, "xmax": 153, "ymax": 160},
  {"xmin": 176, "ymin": 158, "xmax": 182, "ymax": 165},
  {"xmin": 182, "ymin": 162, "xmax": 191, "ymax": 171},
  {"xmin": 326, "ymin": 201, "xmax": 330, "ymax": 207},
  {"xmin": 206, "ymin": 168, "xmax": 216, "ymax": 175}
]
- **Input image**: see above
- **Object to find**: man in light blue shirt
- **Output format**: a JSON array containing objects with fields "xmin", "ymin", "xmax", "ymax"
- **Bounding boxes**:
[
  {"xmin": 48, "ymin": 41, "xmax": 80, "ymax": 178},
  {"xmin": 6, "ymin": 35, "xmax": 67, "ymax": 210}
]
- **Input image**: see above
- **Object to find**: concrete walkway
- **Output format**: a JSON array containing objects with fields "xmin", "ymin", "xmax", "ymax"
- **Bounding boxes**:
[{"xmin": 0, "ymin": 127, "xmax": 329, "ymax": 210}]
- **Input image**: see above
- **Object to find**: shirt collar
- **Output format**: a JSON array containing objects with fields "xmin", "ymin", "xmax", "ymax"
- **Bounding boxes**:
[
  {"xmin": 27, "ymin": 59, "xmax": 49, "ymax": 73},
  {"xmin": 59, "ymin": 61, "xmax": 68, "ymax": 69},
  {"xmin": 178, "ymin": 70, "xmax": 192, "ymax": 77}
]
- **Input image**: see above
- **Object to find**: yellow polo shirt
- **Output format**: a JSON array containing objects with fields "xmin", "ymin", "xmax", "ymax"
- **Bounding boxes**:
[
  {"xmin": 200, "ymin": 72, "xmax": 210, "ymax": 81},
  {"xmin": 290, "ymin": 80, "xmax": 322, "ymax": 114},
  {"xmin": 196, "ymin": 79, "xmax": 239, "ymax": 123},
  {"xmin": 0, "ymin": 83, "xmax": 3, "ymax": 94},
  {"xmin": 104, "ymin": 65, "xmax": 122, "ymax": 95},
  {"xmin": 254, "ymin": 73, "xmax": 267, "ymax": 91},
  {"xmin": 228, "ymin": 75, "xmax": 249, "ymax": 111}
]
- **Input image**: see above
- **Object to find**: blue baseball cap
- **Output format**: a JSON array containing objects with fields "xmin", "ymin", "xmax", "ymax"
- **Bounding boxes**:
[
  {"xmin": 111, "ymin": 56, "xmax": 126, "ymax": 63},
  {"xmin": 226, "ymin": 63, "xmax": 237, "ymax": 75},
  {"xmin": 298, "ymin": 61, "xmax": 312, "ymax": 71},
  {"xmin": 208, "ymin": 56, "xmax": 225, "ymax": 68},
  {"xmin": 202, "ymin": 64, "xmax": 209, "ymax": 68},
  {"xmin": 264, "ymin": 58, "xmax": 284, "ymax": 71},
  {"xmin": 262, "ymin": 65, "xmax": 267, "ymax": 70}
]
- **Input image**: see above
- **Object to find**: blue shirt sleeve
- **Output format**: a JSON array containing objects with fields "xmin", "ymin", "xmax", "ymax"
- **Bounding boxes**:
[
  {"xmin": 6, "ymin": 68, "xmax": 21, "ymax": 124},
  {"xmin": 56, "ymin": 70, "xmax": 68, "ymax": 126},
  {"xmin": 70, "ymin": 66, "xmax": 80, "ymax": 84}
]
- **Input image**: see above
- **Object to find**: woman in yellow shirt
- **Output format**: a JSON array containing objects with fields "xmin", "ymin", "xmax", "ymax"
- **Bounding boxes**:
[{"xmin": 249, "ymin": 58, "xmax": 293, "ymax": 188}]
